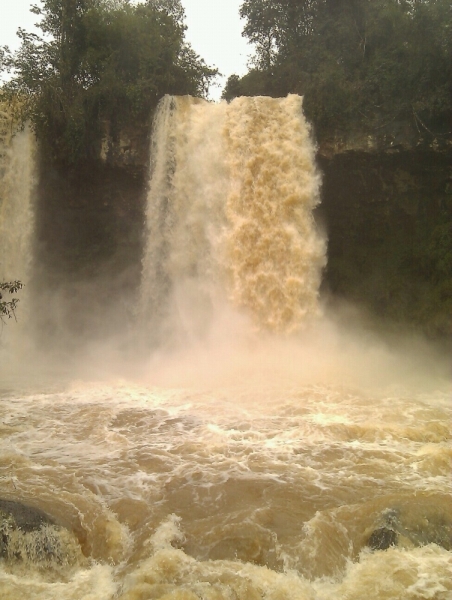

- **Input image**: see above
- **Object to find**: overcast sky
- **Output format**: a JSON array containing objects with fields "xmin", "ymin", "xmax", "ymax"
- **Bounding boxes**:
[{"xmin": 0, "ymin": 0, "xmax": 253, "ymax": 100}]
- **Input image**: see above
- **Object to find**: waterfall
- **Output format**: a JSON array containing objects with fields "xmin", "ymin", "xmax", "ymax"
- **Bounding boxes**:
[
  {"xmin": 141, "ymin": 94, "xmax": 326, "ymax": 341},
  {"xmin": 1, "ymin": 100, "xmax": 450, "ymax": 600},
  {"xmin": 0, "ymin": 115, "xmax": 37, "ymax": 328}
]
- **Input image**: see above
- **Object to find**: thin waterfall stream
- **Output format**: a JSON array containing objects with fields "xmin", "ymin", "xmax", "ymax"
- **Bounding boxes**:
[
  {"xmin": 0, "ymin": 96, "xmax": 450, "ymax": 600},
  {"xmin": 0, "ymin": 124, "xmax": 36, "ymax": 322}
]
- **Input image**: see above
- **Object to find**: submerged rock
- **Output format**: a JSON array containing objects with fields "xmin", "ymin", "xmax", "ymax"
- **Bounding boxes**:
[
  {"xmin": 366, "ymin": 507, "xmax": 452, "ymax": 552},
  {"xmin": 367, "ymin": 527, "xmax": 398, "ymax": 551},
  {"xmin": 0, "ymin": 498, "xmax": 55, "ymax": 534},
  {"xmin": 0, "ymin": 498, "xmax": 82, "ymax": 567}
]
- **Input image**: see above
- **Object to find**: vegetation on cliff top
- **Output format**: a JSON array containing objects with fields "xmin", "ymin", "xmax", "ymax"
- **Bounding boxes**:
[
  {"xmin": 223, "ymin": 0, "xmax": 451, "ymax": 140},
  {"xmin": 1, "ymin": 0, "xmax": 217, "ymax": 164}
]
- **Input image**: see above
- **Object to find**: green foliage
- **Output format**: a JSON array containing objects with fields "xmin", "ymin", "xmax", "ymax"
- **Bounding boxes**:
[
  {"xmin": 225, "ymin": 0, "xmax": 452, "ymax": 138},
  {"xmin": 222, "ymin": 69, "xmax": 271, "ymax": 101},
  {"xmin": 1, "ymin": 0, "xmax": 217, "ymax": 164},
  {"xmin": 0, "ymin": 281, "xmax": 23, "ymax": 322}
]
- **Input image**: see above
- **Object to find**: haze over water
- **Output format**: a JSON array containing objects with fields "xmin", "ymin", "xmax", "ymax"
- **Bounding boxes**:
[{"xmin": 0, "ymin": 96, "xmax": 450, "ymax": 599}]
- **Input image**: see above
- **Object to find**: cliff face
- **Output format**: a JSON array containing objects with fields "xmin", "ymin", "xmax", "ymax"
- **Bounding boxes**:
[
  {"xmin": 34, "ymin": 121, "xmax": 452, "ymax": 342},
  {"xmin": 318, "ymin": 146, "xmax": 451, "ymax": 339},
  {"xmin": 33, "ymin": 127, "xmax": 149, "ymax": 346}
]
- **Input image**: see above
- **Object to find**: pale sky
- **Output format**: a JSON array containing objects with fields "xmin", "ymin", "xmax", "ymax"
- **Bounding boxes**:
[{"xmin": 0, "ymin": 0, "xmax": 252, "ymax": 100}]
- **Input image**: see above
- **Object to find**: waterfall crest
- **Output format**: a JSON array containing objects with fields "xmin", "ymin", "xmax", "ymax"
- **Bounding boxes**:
[{"xmin": 141, "ymin": 94, "xmax": 326, "ymax": 339}]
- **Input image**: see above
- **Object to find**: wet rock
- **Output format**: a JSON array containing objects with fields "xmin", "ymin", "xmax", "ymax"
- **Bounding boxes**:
[
  {"xmin": 0, "ymin": 499, "xmax": 55, "ymax": 534},
  {"xmin": 367, "ymin": 507, "xmax": 452, "ymax": 552},
  {"xmin": 366, "ymin": 509, "xmax": 399, "ymax": 551},
  {"xmin": 0, "ymin": 499, "xmax": 81, "ymax": 567},
  {"xmin": 1, "ymin": 499, "xmax": 56, "ymax": 562},
  {"xmin": 367, "ymin": 527, "xmax": 398, "ymax": 551}
]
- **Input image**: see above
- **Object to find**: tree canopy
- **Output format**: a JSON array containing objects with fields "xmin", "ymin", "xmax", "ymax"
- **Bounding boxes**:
[
  {"xmin": 223, "ymin": 0, "xmax": 451, "ymax": 139},
  {"xmin": 1, "ymin": 0, "xmax": 217, "ymax": 163}
]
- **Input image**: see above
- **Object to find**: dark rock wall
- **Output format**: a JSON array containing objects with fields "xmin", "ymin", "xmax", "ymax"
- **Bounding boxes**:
[
  {"xmin": 31, "ymin": 120, "xmax": 451, "ymax": 343},
  {"xmin": 35, "ymin": 160, "xmax": 146, "ymax": 277},
  {"xmin": 318, "ymin": 148, "xmax": 452, "ymax": 339},
  {"xmin": 32, "ymin": 154, "xmax": 148, "ymax": 347}
]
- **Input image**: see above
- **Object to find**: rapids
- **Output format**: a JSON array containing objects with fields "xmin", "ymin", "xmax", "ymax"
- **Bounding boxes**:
[
  {"xmin": 0, "ymin": 376, "xmax": 451, "ymax": 600},
  {"xmin": 0, "ymin": 96, "xmax": 451, "ymax": 599}
]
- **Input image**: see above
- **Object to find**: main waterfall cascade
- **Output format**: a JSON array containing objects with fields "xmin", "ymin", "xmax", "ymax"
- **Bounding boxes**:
[
  {"xmin": 141, "ymin": 95, "xmax": 326, "ymax": 341},
  {"xmin": 0, "ymin": 96, "xmax": 451, "ymax": 600}
]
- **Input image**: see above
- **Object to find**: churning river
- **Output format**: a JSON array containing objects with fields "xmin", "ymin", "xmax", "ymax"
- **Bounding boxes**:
[{"xmin": 0, "ymin": 96, "xmax": 451, "ymax": 599}]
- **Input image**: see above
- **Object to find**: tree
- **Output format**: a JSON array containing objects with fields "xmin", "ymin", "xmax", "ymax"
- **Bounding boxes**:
[
  {"xmin": 222, "ymin": 69, "xmax": 271, "ymax": 101},
  {"xmin": 1, "ymin": 0, "xmax": 217, "ymax": 164},
  {"xmin": 0, "ymin": 281, "xmax": 23, "ymax": 323},
  {"xmin": 228, "ymin": 0, "xmax": 451, "ymax": 138}
]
